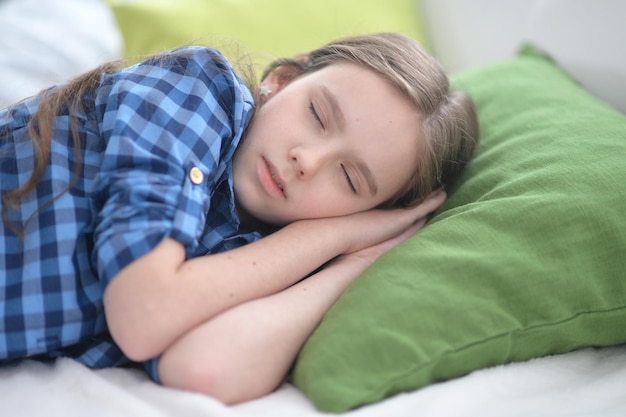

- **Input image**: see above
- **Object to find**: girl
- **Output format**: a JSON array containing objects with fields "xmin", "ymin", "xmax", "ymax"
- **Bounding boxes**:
[{"xmin": 0, "ymin": 33, "xmax": 478, "ymax": 404}]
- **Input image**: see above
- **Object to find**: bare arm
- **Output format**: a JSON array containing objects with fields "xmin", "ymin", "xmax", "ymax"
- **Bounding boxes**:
[
  {"xmin": 104, "ymin": 191, "xmax": 446, "ymax": 361},
  {"xmin": 158, "ymin": 220, "xmax": 429, "ymax": 404}
]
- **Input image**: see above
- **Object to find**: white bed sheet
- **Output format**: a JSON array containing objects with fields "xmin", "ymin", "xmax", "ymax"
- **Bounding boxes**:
[{"xmin": 3, "ymin": 346, "xmax": 626, "ymax": 417}]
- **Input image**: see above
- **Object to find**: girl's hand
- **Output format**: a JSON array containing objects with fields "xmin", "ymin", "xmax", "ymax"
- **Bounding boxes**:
[
  {"xmin": 326, "ymin": 215, "xmax": 429, "ymax": 290},
  {"xmin": 320, "ymin": 188, "xmax": 446, "ymax": 254},
  {"xmin": 158, "ymin": 211, "xmax": 434, "ymax": 405},
  {"xmin": 345, "ymin": 217, "xmax": 428, "ymax": 263},
  {"xmin": 106, "ymin": 189, "xmax": 445, "ymax": 361}
]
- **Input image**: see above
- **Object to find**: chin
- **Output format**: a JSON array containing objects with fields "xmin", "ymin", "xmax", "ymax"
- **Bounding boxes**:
[
  {"xmin": 257, "ymin": 214, "xmax": 289, "ymax": 228},
  {"xmin": 238, "ymin": 205, "xmax": 287, "ymax": 230}
]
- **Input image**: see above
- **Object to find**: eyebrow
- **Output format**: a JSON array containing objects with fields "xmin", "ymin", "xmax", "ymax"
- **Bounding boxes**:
[
  {"xmin": 320, "ymin": 86, "xmax": 377, "ymax": 196},
  {"xmin": 320, "ymin": 86, "xmax": 345, "ymax": 130}
]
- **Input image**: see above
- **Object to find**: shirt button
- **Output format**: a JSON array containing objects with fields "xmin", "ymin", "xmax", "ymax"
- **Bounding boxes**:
[{"xmin": 189, "ymin": 167, "xmax": 204, "ymax": 184}]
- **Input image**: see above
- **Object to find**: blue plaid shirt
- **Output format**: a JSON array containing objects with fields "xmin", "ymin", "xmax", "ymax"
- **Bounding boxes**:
[{"xmin": 0, "ymin": 47, "xmax": 263, "ymax": 380}]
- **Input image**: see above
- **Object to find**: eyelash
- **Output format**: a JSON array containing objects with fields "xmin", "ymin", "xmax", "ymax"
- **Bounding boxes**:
[
  {"xmin": 310, "ymin": 102, "xmax": 356, "ymax": 194},
  {"xmin": 309, "ymin": 102, "xmax": 324, "ymax": 128},
  {"xmin": 341, "ymin": 164, "xmax": 357, "ymax": 194}
]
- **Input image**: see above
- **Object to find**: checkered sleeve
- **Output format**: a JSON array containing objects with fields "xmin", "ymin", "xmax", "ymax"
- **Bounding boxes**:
[{"xmin": 93, "ymin": 47, "xmax": 245, "ymax": 285}]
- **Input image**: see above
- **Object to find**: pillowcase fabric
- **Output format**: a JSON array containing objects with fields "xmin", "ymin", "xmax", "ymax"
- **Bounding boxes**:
[
  {"xmin": 107, "ymin": 0, "xmax": 429, "ymax": 61},
  {"xmin": 292, "ymin": 46, "xmax": 626, "ymax": 412}
]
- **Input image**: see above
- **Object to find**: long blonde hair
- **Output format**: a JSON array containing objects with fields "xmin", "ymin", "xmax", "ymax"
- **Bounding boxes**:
[
  {"xmin": 260, "ymin": 33, "xmax": 479, "ymax": 208},
  {"xmin": 1, "ymin": 61, "xmax": 122, "ymax": 234},
  {"xmin": 2, "ymin": 33, "xmax": 478, "ymax": 233}
]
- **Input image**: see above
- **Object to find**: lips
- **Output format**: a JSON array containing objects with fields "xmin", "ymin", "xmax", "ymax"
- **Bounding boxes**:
[{"xmin": 259, "ymin": 157, "xmax": 286, "ymax": 198}]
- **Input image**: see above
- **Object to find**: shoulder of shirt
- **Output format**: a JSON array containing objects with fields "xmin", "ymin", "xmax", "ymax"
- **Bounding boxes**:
[
  {"xmin": 101, "ymin": 46, "xmax": 254, "ymax": 110},
  {"xmin": 141, "ymin": 46, "xmax": 246, "ymax": 88},
  {"xmin": 167, "ymin": 45, "xmax": 227, "ymax": 61},
  {"xmin": 152, "ymin": 46, "xmax": 232, "ymax": 71}
]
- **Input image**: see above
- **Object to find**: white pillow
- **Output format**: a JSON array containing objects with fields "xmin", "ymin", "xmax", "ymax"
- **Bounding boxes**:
[{"xmin": 0, "ymin": 0, "xmax": 122, "ymax": 108}]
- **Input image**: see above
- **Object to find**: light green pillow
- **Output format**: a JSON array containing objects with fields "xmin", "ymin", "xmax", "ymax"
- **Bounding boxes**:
[
  {"xmin": 107, "ymin": 0, "xmax": 429, "ymax": 62},
  {"xmin": 292, "ymin": 46, "xmax": 626, "ymax": 412}
]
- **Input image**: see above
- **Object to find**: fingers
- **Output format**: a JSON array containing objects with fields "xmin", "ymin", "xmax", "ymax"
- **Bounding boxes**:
[
  {"xmin": 405, "ymin": 217, "xmax": 428, "ymax": 235},
  {"xmin": 329, "ymin": 189, "xmax": 446, "ymax": 254},
  {"xmin": 345, "ymin": 217, "xmax": 428, "ymax": 262},
  {"xmin": 383, "ymin": 218, "xmax": 426, "ymax": 249},
  {"xmin": 407, "ymin": 188, "xmax": 447, "ymax": 219},
  {"xmin": 421, "ymin": 188, "xmax": 447, "ymax": 211}
]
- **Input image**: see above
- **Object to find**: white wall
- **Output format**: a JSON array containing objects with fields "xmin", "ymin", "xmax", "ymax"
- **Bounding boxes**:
[{"xmin": 420, "ymin": 0, "xmax": 626, "ymax": 113}]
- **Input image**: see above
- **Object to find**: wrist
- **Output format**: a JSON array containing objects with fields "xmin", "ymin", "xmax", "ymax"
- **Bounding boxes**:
[{"xmin": 286, "ymin": 217, "xmax": 353, "ymax": 255}]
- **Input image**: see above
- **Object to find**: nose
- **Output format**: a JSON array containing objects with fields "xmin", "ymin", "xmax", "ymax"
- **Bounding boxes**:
[{"xmin": 289, "ymin": 144, "xmax": 332, "ymax": 179}]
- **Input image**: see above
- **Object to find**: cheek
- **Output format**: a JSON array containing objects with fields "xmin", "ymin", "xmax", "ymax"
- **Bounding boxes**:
[
  {"xmin": 299, "ymin": 191, "xmax": 375, "ymax": 219},
  {"xmin": 251, "ymin": 99, "xmax": 294, "ymax": 138}
]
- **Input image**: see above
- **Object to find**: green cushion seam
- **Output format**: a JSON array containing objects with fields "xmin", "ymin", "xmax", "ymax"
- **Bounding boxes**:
[{"xmin": 373, "ymin": 304, "xmax": 626, "ymax": 396}]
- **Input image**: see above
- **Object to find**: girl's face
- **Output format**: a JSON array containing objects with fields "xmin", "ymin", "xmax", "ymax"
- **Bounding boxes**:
[{"xmin": 233, "ymin": 63, "xmax": 422, "ymax": 227}]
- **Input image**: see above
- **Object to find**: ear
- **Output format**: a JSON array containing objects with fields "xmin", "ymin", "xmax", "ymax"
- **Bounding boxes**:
[{"xmin": 259, "ymin": 56, "xmax": 310, "ymax": 99}]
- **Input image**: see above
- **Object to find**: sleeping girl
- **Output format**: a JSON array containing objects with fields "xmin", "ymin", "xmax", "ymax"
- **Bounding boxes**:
[{"xmin": 0, "ymin": 32, "xmax": 478, "ymax": 404}]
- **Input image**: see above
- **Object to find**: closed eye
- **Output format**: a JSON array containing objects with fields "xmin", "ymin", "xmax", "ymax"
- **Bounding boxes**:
[
  {"xmin": 309, "ymin": 102, "xmax": 324, "ymax": 129},
  {"xmin": 341, "ymin": 164, "xmax": 357, "ymax": 194}
]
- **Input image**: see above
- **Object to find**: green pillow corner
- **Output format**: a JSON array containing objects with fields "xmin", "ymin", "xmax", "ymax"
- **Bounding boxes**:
[
  {"xmin": 292, "ymin": 45, "xmax": 626, "ymax": 412},
  {"xmin": 106, "ymin": 0, "xmax": 430, "ymax": 63}
]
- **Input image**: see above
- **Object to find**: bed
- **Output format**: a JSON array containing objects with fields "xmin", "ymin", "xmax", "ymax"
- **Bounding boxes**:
[{"xmin": 2, "ymin": 0, "xmax": 626, "ymax": 416}]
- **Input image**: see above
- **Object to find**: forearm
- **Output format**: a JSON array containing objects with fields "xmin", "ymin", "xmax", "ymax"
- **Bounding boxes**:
[
  {"xmin": 104, "ymin": 218, "xmax": 350, "ymax": 361},
  {"xmin": 105, "ymin": 195, "xmax": 443, "ymax": 361},
  {"xmin": 158, "ymin": 254, "xmax": 372, "ymax": 404}
]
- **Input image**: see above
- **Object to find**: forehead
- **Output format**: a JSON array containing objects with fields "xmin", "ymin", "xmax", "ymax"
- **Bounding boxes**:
[
  {"xmin": 303, "ymin": 63, "xmax": 422, "ymax": 196},
  {"xmin": 302, "ymin": 63, "xmax": 416, "ymax": 124}
]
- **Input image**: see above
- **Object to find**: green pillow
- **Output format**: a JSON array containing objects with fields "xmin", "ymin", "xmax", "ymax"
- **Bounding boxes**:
[
  {"xmin": 107, "ymin": 0, "xmax": 429, "ymax": 61},
  {"xmin": 292, "ymin": 46, "xmax": 626, "ymax": 412}
]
